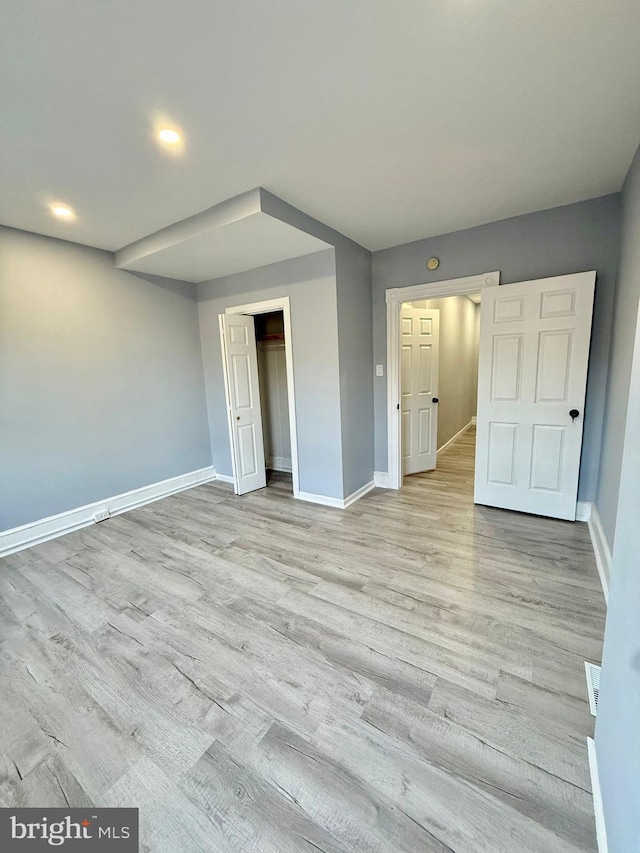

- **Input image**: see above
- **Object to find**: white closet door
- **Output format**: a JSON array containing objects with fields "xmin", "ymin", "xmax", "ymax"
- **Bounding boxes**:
[
  {"xmin": 401, "ymin": 306, "xmax": 440, "ymax": 475},
  {"xmin": 221, "ymin": 314, "xmax": 266, "ymax": 495},
  {"xmin": 474, "ymin": 272, "xmax": 595, "ymax": 520}
]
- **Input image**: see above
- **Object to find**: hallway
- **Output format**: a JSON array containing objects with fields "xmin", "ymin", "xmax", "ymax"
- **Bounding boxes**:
[{"xmin": 0, "ymin": 429, "xmax": 605, "ymax": 852}]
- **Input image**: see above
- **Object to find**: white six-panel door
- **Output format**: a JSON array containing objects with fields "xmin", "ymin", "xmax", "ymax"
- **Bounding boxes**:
[
  {"xmin": 401, "ymin": 306, "xmax": 440, "ymax": 475},
  {"xmin": 221, "ymin": 314, "xmax": 267, "ymax": 495},
  {"xmin": 474, "ymin": 272, "xmax": 595, "ymax": 520}
]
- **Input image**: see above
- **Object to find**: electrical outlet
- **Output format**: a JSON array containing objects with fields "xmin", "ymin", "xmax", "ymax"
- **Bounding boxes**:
[
  {"xmin": 94, "ymin": 510, "xmax": 110, "ymax": 523},
  {"xmin": 376, "ymin": 364, "xmax": 384, "ymax": 377}
]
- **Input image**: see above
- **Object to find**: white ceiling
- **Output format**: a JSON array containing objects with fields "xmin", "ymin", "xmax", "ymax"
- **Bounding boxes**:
[
  {"xmin": 117, "ymin": 208, "xmax": 330, "ymax": 282},
  {"xmin": 2, "ymin": 1, "xmax": 639, "ymax": 253}
]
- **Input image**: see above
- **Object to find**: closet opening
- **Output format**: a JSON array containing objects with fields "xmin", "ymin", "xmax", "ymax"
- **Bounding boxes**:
[
  {"xmin": 255, "ymin": 311, "xmax": 292, "ymax": 494},
  {"xmin": 220, "ymin": 296, "xmax": 300, "ymax": 498}
]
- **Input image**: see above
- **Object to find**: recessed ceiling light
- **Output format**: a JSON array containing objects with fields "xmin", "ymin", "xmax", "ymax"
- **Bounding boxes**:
[
  {"xmin": 50, "ymin": 204, "xmax": 75, "ymax": 219},
  {"xmin": 158, "ymin": 128, "xmax": 181, "ymax": 144}
]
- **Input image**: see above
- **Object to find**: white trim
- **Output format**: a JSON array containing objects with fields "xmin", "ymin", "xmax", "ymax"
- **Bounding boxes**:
[
  {"xmin": 576, "ymin": 501, "xmax": 592, "ymax": 522},
  {"xmin": 386, "ymin": 271, "xmax": 500, "ymax": 490},
  {"xmin": 385, "ymin": 271, "xmax": 500, "ymax": 304},
  {"xmin": 296, "ymin": 491, "xmax": 345, "ymax": 509},
  {"xmin": 587, "ymin": 505, "xmax": 611, "ymax": 604},
  {"xmin": 374, "ymin": 471, "xmax": 392, "ymax": 489},
  {"xmin": 471, "ymin": 416, "xmax": 477, "ymax": 425},
  {"xmin": 587, "ymin": 738, "xmax": 609, "ymax": 853},
  {"xmin": 0, "ymin": 467, "xmax": 216, "ymax": 559},
  {"xmin": 268, "ymin": 456, "xmax": 292, "ymax": 473},
  {"xmin": 437, "ymin": 420, "xmax": 474, "ymax": 454},
  {"xmin": 224, "ymin": 297, "xmax": 300, "ymax": 498},
  {"xmin": 343, "ymin": 480, "xmax": 376, "ymax": 508},
  {"xmin": 226, "ymin": 297, "xmax": 290, "ymax": 316},
  {"xmin": 218, "ymin": 313, "xmax": 239, "ymax": 494},
  {"xmin": 214, "ymin": 472, "xmax": 236, "ymax": 484},
  {"xmin": 296, "ymin": 480, "xmax": 376, "ymax": 510}
]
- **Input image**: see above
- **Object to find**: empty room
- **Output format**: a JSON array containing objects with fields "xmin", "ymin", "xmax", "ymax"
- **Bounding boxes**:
[{"xmin": 1, "ymin": 3, "xmax": 639, "ymax": 852}]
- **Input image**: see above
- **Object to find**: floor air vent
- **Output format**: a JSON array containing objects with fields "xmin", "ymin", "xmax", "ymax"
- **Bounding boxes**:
[{"xmin": 585, "ymin": 662, "xmax": 601, "ymax": 716}]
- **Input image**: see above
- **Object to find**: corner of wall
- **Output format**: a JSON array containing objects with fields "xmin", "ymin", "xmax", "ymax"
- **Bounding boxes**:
[{"xmin": 334, "ymin": 241, "xmax": 375, "ymax": 497}]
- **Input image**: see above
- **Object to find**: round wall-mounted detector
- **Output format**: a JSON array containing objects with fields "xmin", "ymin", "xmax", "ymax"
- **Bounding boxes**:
[{"xmin": 427, "ymin": 257, "xmax": 439, "ymax": 270}]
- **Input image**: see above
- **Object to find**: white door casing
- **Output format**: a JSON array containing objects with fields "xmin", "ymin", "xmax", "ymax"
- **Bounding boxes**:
[
  {"xmin": 221, "ymin": 313, "xmax": 267, "ymax": 495},
  {"xmin": 474, "ymin": 271, "xmax": 596, "ymax": 521},
  {"xmin": 401, "ymin": 306, "xmax": 440, "ymax": 475},
  {"xmin": 225, "ymin": 297, "xmax": 300, "ymax": 497}
]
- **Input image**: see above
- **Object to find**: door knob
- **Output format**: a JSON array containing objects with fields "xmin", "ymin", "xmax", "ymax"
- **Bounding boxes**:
[
  {"xmin": 569, "ymin": 409, "xmax": 580, "ymax": 421},
  {"xmin": 236, "ymin": 416, "xmax": 240, "ymax": 421},
  {"xmin": 432, "ymin": 397, "xmax": 439, "ymax": 403}
]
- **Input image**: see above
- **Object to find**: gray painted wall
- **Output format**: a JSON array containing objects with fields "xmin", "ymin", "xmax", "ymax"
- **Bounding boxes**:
[
  {"xmin": 196, "ymin": 250, "xmax": 346, "ymax": 500},
  {"xmin": 204, "ymin": 190, "xmax": 376, "ymax": 499},
  {"xmin": 596, "ymin": 305, "xmax": 640, "ymax": 853},
  {"xmin": 595, "ymin": 145, "xmax": 640, "ymax": 549},
  {"xmin": 263, "ymin": 188, "xmax": 375, "ymax": 496},
  {"xmin": 335, "ymin": 242, "xmax": 374, "ymax": 496},
  {"xmin": 421, "ymin": 295, "xmax": 478, "ymax": 449},
  {"xmin": 372, "ymin": 195, "xmax": 621, "ymax": 501},
  {"xmin": 0, "ymin": 226, "xmax": 211, "ymax": 531},
  {"xmin": 594, "ymin": 141, "xmax": 640, "ymax": 853}
]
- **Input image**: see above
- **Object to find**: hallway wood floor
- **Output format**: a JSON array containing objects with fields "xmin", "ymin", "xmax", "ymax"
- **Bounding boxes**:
[{"xmin": 0, "ymin": 427, "xmax": 606, "ymax": 852}]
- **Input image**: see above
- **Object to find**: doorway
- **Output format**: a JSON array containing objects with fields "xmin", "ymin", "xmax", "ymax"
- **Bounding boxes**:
[
  {"xmin": 387, "ymin": 270, "xmax": 597, "ymax": 522},
  {"xmin": 401, "ymin": 292, "xmax": 480, "ymax": 479},
  {"xmin": 255, "ymin": 311, "xmax": 293, "ymax": 490},
  {"xmin": 220, "ymin": 296, "xmax": 300, "ymax": 497},
  {"xmin": 386, "ymin": 271, "xmax": 500, "ymax": 490}
]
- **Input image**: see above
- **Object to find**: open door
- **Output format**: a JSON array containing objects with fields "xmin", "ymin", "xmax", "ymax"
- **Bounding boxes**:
[
  {"xmin": 474, "ymin": 271, "xmax": 595, "ymax": 520},
  {"xmin": 401, "ymin": 306, "xmax": 440, "ymax": 475},
  {"xmin": 221, "ymin": 313, "xmax": 267, "ymax": 495}
]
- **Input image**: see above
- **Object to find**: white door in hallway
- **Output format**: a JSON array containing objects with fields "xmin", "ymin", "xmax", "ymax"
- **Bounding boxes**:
[
  {"xmin": 401, "ymin": 306, "xmax": 440, "ymax": 475},
  {"xmin": 474, "ymin": 271, "xmax": 595, "ymax": 520},
  {"xmin": 221, "ymin": 313, "xmax": 267, "ymax": 495}
]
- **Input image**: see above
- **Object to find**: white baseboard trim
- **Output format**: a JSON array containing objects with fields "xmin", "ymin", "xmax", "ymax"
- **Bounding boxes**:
[
  {"xmin": 576, "ymin": 501, "xmax": 593, "ymax": 522},
  {"xmin": 0, "ymin": 466, "xmax": 217, "ymax": 559},
  {"xmin": 437, "ymin": 420, "xmax": 474, "ymax": 454},
  {"xmin": 296, "ymin": 479, "xmax": 375, "ymax": 510},
  {"xmin": 587, "ymin": 738, "xmax": 609, "ymax": 853},
  {"xmin": 471, "ymin": 416, "xmax": 477, "ymax": 425},
  {"xmin": 587, "ymin": 505, "xmax": 611, "ymax": 604},
  {"xmin": 374, "ymin": 471, "xmax": 392, "ymax": 489},
  {"xmin": 343, "ymin": 479, "xmax": 376, "ymax": 509},
  {"xmin": 296, "ymin": 491, "xmax": 345, "ymax": 509},
  {"xmin": 214, "ymin": 472, "xmax": 236, "ymax": 484},
  {"xmin": 267, "ymin": 456, "xmax": 292, "ymax": 473}
]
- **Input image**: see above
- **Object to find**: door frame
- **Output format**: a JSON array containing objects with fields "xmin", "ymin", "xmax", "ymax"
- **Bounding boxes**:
[
  {"xmin": 385, "ymin": 271, "xmax": 500, "ymax": 490},
  {"xmin": 220, "ymin": 296, "xmax": 300, "ymax": 497}
]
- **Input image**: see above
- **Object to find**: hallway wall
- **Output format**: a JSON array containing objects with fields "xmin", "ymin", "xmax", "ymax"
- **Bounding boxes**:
[{"xmin": 423, "ymin": 295, "xmax": 478, "ymax": 449}]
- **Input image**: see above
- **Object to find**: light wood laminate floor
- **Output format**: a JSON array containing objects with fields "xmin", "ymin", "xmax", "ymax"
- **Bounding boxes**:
[{"xmin": 0, "ymin": 427, "xmax": 606, "ymax": 852}]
